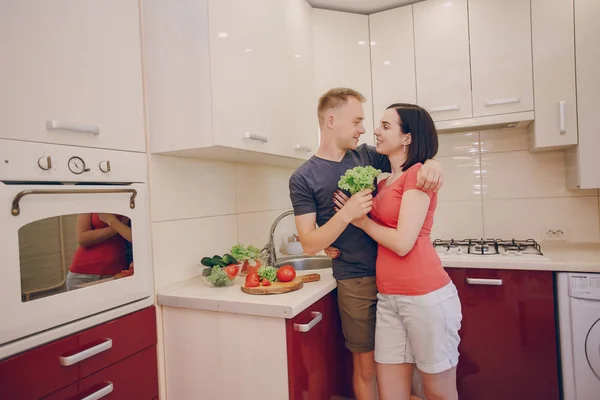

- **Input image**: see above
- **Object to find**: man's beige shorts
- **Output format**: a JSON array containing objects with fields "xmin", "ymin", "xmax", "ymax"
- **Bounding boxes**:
[
  {"xmin": 375, "ymin": 282, "xmax": 462, "ymax": 374},
  {"xmin": 336, "ymin": 276, "xmax": 378, "ymax": 353}
]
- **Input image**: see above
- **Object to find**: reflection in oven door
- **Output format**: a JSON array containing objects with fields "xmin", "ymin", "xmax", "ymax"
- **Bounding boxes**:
[{"xmin": 19, "ymin": 213, "xmax": 135, "ymax": 302}]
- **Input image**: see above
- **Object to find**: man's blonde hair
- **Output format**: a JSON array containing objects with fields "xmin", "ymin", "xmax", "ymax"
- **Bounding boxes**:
[{"xmin": 317, "ymin": 87, "xmax": 366, "ymax": 124}]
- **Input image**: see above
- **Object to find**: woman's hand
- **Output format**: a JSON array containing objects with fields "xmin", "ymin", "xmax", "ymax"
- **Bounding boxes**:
[
  {"xmin": 332, "ymin": 190, "xmax": 370, "ymax": 228},
  {"xmin": 417, "ymin": 159, "xmax": 444, "ymax": 191},
  {"xmin": 98, "ymin": 213, "xmax": 117, "ymax": 225},
  {"xmin": 324, "ymin": 246, "xmax": 340, "ymax": 259}
]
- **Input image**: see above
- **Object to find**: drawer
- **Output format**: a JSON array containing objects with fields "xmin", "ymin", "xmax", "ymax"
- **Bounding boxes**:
[
  {"xmin": 0, "ymin": 335, "xmax": 79, "ymax": 400},
  {"xmin": 42, "ymin": 346, "xmax": 158, "ymax": 400},
  {"xmin": 78, "ymin": 345, "xmax": 158, "ymax": 400},
  {"xmin": 77, "ymin": 306, "xmax": 157, "ymax": 377},
  {"xmin": 0, "ymin": 306, "xmax": 156, "ymax": 400}
]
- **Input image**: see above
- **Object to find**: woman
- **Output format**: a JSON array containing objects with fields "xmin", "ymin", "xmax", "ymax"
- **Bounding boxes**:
[
  {"xmin": 332, "ymin": 103, "xmax": 462, "ymax": 400},
  {"xmin": 66, "ymin": 213, "xmax": 132, "ymax": 290}
]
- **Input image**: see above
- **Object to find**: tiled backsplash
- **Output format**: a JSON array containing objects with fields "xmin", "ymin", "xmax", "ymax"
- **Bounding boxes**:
[
  {"xmin": 433, "ymin": 128, "xmax": 600, "ymax": 242},
  {"xmin": 150, "ymin": 128, "xmax": 600, "ymax": 287},
  {"xmin": 149, "ymin": 155, "xmax": 296, "ymax": 288}
]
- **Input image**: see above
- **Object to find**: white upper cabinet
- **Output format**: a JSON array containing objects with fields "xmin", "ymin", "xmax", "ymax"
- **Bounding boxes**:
[
  {"xmin": 369, "ymin": 6, "xmax": 417, "ymax": 123},
  {"xmin": 312, "ymin": 9, "xmax": 374, "ymax": 145},
  {"xmin": 529, "ymin": 0, "xmax": 578, "ymax": 150},
  {"xmin": 143, "ymin": 0, "xmax": 316, "ymax": 166},
  {"xmin": 209, "ymin": 0, "xmax": 284, "ymax": 155},
  {"xmin": 566, "ymin": 0, "xmax": 600, "ymax": 189},
  {"xmin": 468, "ymin": 0, "xmax": 534, "ymax": 117},
  {"xmin": 413, "ymin": 0, "xmax": 472, "ymax": 122},
  {"xmin": 0, "ymin": 0, "xmax": 145, "ymax": 152},
  {"xmin": 284, "ymin": 0, "xmax": 318, "ymax": 159}
]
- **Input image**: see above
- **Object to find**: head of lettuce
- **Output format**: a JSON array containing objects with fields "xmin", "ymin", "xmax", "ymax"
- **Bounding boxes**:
[{"xmin": 338, "ymin": 166, "xmax": 382, "ymax": 195}]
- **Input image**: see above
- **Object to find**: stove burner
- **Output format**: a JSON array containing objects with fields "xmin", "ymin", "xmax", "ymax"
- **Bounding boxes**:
[
  {"xmin": 432, "ymin": 238, "xmax": 544, "ymax": 256},
  {"xmin": 474, "ymin": 245, "xmax": 489, "ymax": 253}
]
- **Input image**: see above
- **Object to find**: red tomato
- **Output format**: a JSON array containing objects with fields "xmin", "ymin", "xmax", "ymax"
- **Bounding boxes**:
[
  {"xmin": 245, "ymin": 272, "xmax": 260, "ymax": 288},
  {"xmin": 222, "ymin": 264, "xmax": 239, "ymax": 280},
  {"xmin": 276, "ymin": 265, "xmax": 296, "ymax": 282},
  {"xmin": 261, "ymin": 278, "xmax": 271, "ymax": 287}
]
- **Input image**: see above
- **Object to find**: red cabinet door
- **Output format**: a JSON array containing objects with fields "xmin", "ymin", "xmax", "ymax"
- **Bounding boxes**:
[
  {"xmin": 286, "ymin": 295, "xmax": 328, "ymax": 400},
  {"xmin": 0, "ymin": 306, "xmax": 157, "ymax": 400},
  {"xmin": 0, "ymin": 335, "xmax": 80, "ymax": 400},
  {"xmin": 78, "ymin": 345, "xmax": 158, "ymax": 400},
  {"xmin": 77, "ymin": 306, "xmax": 157, "ymax": 377},
  {"xmin": 446, "ymin": 268, "xmax": 560, "ymax": 400},
  {"xmin": 321, "ymin": 289, "xmax": 354, "ymax": 399}
]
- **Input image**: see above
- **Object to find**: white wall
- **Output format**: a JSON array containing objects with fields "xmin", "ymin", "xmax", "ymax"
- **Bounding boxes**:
[
  {"xmin": 432, "ymin": 128, "xmax": 600, "ymax": 243},
  {"xmin": 149, "ymin": 156, "xmax": 298, "ymax": 289}
]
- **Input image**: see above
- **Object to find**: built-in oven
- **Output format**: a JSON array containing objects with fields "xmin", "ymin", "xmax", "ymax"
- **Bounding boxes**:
[{"xmin": 0, "ymin": 139, "xmax": 154, "ymax": 359}]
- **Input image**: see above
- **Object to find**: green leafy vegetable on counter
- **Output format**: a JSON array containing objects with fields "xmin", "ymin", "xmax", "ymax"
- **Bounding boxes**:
[
  {"xmin": 206, "ymin": 266, "xmax": 232, "ymax": 287},
  {"xmin": 231, "ymin": 244, "xmax": 262, "ymax": 261},
  {"xmin": 257, "ymin": 266, "xmax": 278, "ymax": 282},
  {"xmin": 338, "ymin": 166, "xmax": 382, "ymax": 195}
]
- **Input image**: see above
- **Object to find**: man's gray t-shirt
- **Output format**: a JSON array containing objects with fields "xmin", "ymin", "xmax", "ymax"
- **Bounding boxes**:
[{"xmin": 289, "ymin": 144, "xmax": 391, "ymax": 281}]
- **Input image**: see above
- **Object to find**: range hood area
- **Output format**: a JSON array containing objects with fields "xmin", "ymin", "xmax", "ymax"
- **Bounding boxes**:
[{"xmin": 434, "ymin": 111, "xmax": 535, "ymax": 134}]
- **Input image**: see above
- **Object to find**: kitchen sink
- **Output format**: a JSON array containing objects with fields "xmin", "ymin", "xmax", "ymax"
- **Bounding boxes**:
[{"xmin": 275, "ymin": 255, "xmax": 332, "ymax": 271}]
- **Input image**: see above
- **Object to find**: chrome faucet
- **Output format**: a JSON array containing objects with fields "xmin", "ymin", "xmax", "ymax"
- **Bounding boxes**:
[{"xmin": 264, "ymin": 209, "xmax": 294, "ymax": 267}]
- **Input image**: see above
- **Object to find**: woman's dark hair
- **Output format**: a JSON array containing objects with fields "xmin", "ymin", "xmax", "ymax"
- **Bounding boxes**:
[{"xmin": 387, "ymin": 103, "xmax": 439, "ymax": 171}]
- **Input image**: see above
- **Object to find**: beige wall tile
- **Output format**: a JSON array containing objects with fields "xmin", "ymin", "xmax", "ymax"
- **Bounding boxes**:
[
  {"xmin": 482, "ymin": 150, "xmax": 596, "ymax": 199},
  {"xmin": 437, "ymin": 155, "xmax": 482, "ymax": 201},
  {"xmin": 237, "ymin": 209, "xmax": 297, "ymax": 254},
  {"xmin": 149, "ymin": 155, "xmax": 237, "ymax": 222},
  {"xmin": 151, "ymin": 215, "xmax": 238, "ymax": 288},
  {"xmin": 431, "ymin": 201, "xmax": 484, "ymax": 240},
  {"xmin": 235, "ymin": 164, "xmax": 294, "ymax": 213},
  {"xmin": 483, "ymin": 197, "xmax": 600, "ymax": 243},
  {"xmin": 480, "ymin": 128, "xmax": 529, "ymax": 153},
  {"xmin": 437, "ymin": 132, "xmax": 480, "ymax": 157}
]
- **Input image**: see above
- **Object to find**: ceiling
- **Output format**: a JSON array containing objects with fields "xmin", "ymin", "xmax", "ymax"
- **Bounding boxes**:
[{"xmin": 306, "ymin": 0, "xmax": 423, "ymax": 15}]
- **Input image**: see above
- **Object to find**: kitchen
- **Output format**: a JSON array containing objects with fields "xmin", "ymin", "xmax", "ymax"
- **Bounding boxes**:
[{"xmin": 1, "ymin": 0, "xmax": 599, "ymax": 399}]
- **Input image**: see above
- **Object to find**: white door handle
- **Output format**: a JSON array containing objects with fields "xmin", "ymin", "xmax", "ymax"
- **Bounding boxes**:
[
  {"xmin": 295, "ymin": 145, "xmax": 312, "ymax": 152},
  {"xmin": 59, "ymin": 338, "xmax": 112, "ymax": 366},
  {"xmin": 485, "ymin": 98, "xmax": 520, "ymax": 107},
  {"xmin": 81, "ymin": 382, "xmax": 114, "ymax": 400},
  {"xmin": 430, "ymin": 105, "xmax": 459, "ymax": 113},
  {"xmin": 294, "ymin": 311, "xmax": 322, "ymax": 332},
  {"xmin": 559, "ymin": 101, "xmax": 566, "ymax": 134},
  {"xmin": 466, "ymin": 278, "xmax": 503, "ymax": 286},
  {"xmin": 243, "ymin": 132, "xmax": 268, "ymax": 143},
  {"xmin": 46, "ymin": 120, "xmax": 99, "ymax": 135}
]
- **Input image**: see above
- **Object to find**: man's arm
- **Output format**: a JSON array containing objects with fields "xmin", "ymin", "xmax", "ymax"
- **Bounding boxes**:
[{"xmin": 294, "ymin": 212, "xmax": 352, "ymax": 256}]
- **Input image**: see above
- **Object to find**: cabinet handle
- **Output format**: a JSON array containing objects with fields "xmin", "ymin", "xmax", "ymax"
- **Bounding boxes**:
[
  {"xmin": 81, "ymin": 382, "xmax": 114, "ymax": 400},
  {"xmin": 559, "ymin": 101, "xmax": 567, "ymax": 134},
  {"xmin": 242, "ymin": 132, "xmax": 268, "ymax": 143},
  {"xmin": 485, "ymin": 97, "xmax": 520, "ymax": 107},
  {"xmin": 293, "ymin": 311, "xmax": 322, "ymax": 332},
  {"xmin": 46, "ymin": 120, "xmax": 99, "ymax": 135},
  {"xmin": 59, "ymin": 338, "xmax": 113, "ymax": 366},
  {"xmin": 466, "ymin": 278, "xmax": 503, "ymax": 286},
  {"xmin": 295, "ymin": 144, "xmax": 312, "ymax": 152},
  {"xmin": 430, "ymin": 105, "xmax": 459, "ymax": 113}
]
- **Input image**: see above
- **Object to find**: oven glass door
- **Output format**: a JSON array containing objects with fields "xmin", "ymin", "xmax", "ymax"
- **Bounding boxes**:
[{"xmin": 0, "ymin": 183, "xmax": 153, "ymax": 346}]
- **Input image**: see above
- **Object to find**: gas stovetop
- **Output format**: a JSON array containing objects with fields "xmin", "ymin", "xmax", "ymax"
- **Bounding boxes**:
[{"xmin": 432, "ymin": 238, "xmax": 550, "ymax": 260}]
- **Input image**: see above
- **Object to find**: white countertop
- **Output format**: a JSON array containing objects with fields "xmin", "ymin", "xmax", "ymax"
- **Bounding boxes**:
[
  {"xmin": 158, "ymin": 245, "xmax": 600, "ymax": 319},
  {"xmin": 440, "ymin": 244, "xmax": 600, "ymax": 272},
  {"xmin": 157, "ymin": 268, "xmax": 337, "ymax": 319}
]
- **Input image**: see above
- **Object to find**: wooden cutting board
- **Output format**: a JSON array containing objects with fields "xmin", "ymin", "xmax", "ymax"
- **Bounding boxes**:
[{"xmin": 241, "ymin": 273, "xmax": 321, "ymax": 295}]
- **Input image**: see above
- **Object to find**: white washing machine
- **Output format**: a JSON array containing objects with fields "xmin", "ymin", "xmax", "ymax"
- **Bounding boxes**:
[{"xmin": 557, "ymin": 272, "xmax": 600, "ymax": 400}]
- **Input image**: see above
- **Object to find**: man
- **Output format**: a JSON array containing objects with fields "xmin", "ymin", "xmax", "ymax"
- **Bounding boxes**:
[{"xmin": 288, "ymin": 88, "xmax": 443, "ymax": 400}]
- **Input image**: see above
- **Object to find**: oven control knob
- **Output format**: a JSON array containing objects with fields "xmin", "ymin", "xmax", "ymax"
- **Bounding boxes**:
[
  {"xmin": 99, "ymin": 160, "xmax": 112, "ymax": 173},
  {"xmin": 37, "ymin": 156, "xmax": 52, "ymax": 171}
]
